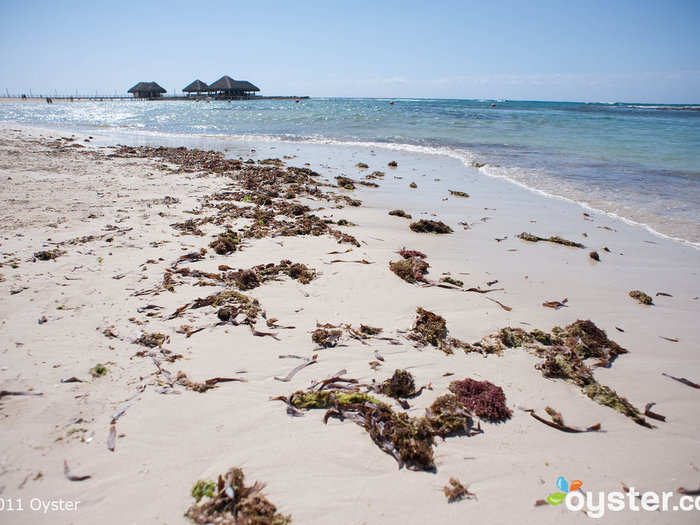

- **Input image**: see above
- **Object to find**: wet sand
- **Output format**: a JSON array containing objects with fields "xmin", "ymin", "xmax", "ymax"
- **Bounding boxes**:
[{"xmin": 1, "ymin": 122, "xmax": 699, "ymax": 524}]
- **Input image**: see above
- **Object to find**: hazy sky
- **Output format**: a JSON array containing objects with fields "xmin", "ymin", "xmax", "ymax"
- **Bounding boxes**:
[{"xmin": 1, "ymin": 0, "xmax": 698, "ymax": 102}]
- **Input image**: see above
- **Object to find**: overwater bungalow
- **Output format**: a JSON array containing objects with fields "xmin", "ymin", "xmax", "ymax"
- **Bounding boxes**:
[
  {"xmin": 183, "ymin": 79, "xmax": 210, "ymax": 96},
  {"xmin": 127, "ymin": 82, "xmax": 166, "ymax": 99},
  {"xmin": 208, "ymin": 75, "xmax": 260, "ymax": 99}
]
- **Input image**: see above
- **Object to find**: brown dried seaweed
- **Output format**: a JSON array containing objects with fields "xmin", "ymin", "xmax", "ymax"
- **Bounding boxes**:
[
  {"xmin": 389, "ymin": 209, "xmax": 412, "ymax": 219},
  {"xmin": 311, "ymin": 328, "xmax": 342, "ymax": 348},
  {"xmin": 185, "ymin": 467, "xmax": 291, "ymax": 525},
  {"xmin": 517, "ymin": 232, "xmax": 585, "ymax": 248},
  {"xmin": 33, "ymin": 249, "xmax": 66, "ymax": 261},
  {"xmin": 523, "ymin": 408, "xmax": 601, "ymax": 433},
  {"xmin": 662, "ymin": 372, "xmax": 700, "ymax": 389},
  {"xmin": 409, "ymin": 219, "xmax": 453, "ymax": 234},
  {"xmin": 448, "ymin": 190, "xmax": 470, "ymax": 198},
  {"xmin": 644, "ymin": 403, "xmax": 666, "ymax": 422},
  {"xmin": 379, "ymin": 369, "xmax": 423, "ymax": 399},
  {"xmin": 443, "ymin": 478, "xmax": 476, "ymax": 503},
  {"xmin": 389, "ymin": 257, "xmax": 429, "ymax": 283},
  {"xmin": 543, "ymin": 298, "xmax": 568, "ymax": 309},
  {"xmin": 0, "ymin": 390, "xmax": 43, "ymax": 398}
]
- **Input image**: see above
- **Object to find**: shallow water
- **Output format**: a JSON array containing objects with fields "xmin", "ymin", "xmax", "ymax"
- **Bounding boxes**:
[{"xmin": 2, "ymin": 97, "xmax": 699, "ymax": 243}]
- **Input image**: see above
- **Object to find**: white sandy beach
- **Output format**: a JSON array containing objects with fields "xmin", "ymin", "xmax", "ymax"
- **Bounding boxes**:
[{"xmin": 1, "ymin": 122, "xmax": 700, "ymax": 524}]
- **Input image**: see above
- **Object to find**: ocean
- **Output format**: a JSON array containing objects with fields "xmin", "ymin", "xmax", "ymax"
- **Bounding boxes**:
[{"xmin": 2, "ymin": 97, "xmax": 699, "ymax": 245}]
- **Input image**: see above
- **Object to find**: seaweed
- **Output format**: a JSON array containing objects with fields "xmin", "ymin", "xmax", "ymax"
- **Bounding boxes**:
[
  {"xmin": 523, "ymin": 407, "xmax": 601, "ymax": 433},
  {"xmin": 135, "ymin": 332, "xmax": 169, "ymax": 348},
  {"xmin": 440, "ymin": 276, "xmax": 463, "ymax": 287},
  {"xmin": 388, "ymin": 161, "xmax": 398, "ymax": 167},
  {"xmin": 89, "ymin": 363, "xmax": 108, "ymax": 377},
  {"xmin": 335, "ymin": 176, "xmax": 356, "ymax": 190},
  {"xmin": 311, "ymin": 328, "xmax": 342, "ymax": 348},
  {"xmin": 389, "ymin": 257, "xmax": 429, "ymax": 283},
  {"xmin": 644, "ymin": 402, "xmax": 666, "ymax": 422},
  {"xmin": 176, "ymin": 372, "xmax": 246, "ymax": 393},
  {"xmin": 33, "ymin": 249, "xmax": 65, "ymax": 261},
  {"xmin": 517, "ymin": 232, "xmax": 585, "ymax": 248},
  {"xmin": 408, "ymin": 307, "xmax": 448, "ymax": 350},
  {"xmin": 448, "ymin": 190, "xmax": 469, "ymax": 198},
  {"xmin": 356, "ymin": 162, "xmax": 369, "ymax": 169},
  {"xmin": 542, "ymin": 298, "xmax": 568, "ymax": 309},
  {"xmin": 589, "ymin": 251, "xmax": 600, "ymax": 261},
  {"xmin": 443, "ymin": 478, "xmax": 476, "ymax": 503},
  {"xmin": 448, "ymin": 378, "xmax": 512, "ymax": 422},
  {"xmin": 398, "ymin": 248, "xmax": 426, "ymax": 259},
  {"xmin": 410, "ymin": 219, "xmax": 453, "ymax": 234},
  {"xmin": 409, "ymin": 182, "xmax": 417, "ymax": 189},
  {"xmin": 360, "ymin": 324, "xmax": 382, "ymax": 336},
  {"xmin": 426, "ymin": 394, "xmax": 477, "ymax": 437},
  {"xmin": 388, "ymin": 209, "xmax": 412, "ymax": 219},
  {"xmin": 380, "ymin": 369, "xmax": 419, "ymax": 398},
  {"xmin": 185, "ymin": 467, "xmax": 291, "ymax": 525},
  {"xmin": 662, "ymin": 372, "xmax": 700, "ymax": 389},
  {"xmin": 210, "ymin": 230, "xmax": 240, "ymax": 255},
  {"xmin": 629, "ymin": 290, "xmax": 653, "ymax": 305}
]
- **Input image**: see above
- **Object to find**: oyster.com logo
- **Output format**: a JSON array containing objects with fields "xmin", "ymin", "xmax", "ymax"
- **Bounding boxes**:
[{"xmin": 547, "ymin": 476, "xmax": 582, "ymax": 505}]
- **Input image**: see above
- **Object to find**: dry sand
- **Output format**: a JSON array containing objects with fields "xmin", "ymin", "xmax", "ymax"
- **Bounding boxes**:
[{"xmin": 1, "ymin": 122, "xmax": 699, "ymax": 524}]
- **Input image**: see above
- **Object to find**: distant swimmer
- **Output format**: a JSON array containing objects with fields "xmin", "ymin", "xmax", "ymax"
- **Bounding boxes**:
[
  {"xmin": 390, "ymin": 101, "xmax": 395, "ymax": 105},
  {"xmin": 491, "ymin": 103, "xmax": 496, "ymax": 107},
  {"xmin": 295, "ymin": 99, "xmax": 299, "ymax": 103}
]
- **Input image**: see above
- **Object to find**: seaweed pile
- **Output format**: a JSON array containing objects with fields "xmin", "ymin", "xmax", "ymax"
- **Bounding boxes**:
[
  {"xmin": 311, "ymin": 322, "xmax": 398, "ymax": 348},
  {"xmin": 389, "ymin": 249, "xmax": 429, "ymax": 284},
  {"xmin": 275, "ymin": 372, "xmax": 480, "ymax": 471},
  {"xmin": 448, "ymin": 379, "xmax": 512, "ymax": 422},
  {"xmin": 410, "ymin": 219, "xmax": 453, "ymax": 234},
  {"xmin": 388, "ymin": 209, "xmax": 411, "ymax": 219},
  {"xmin": 379, "ymin": 369, "xmax": 425, "ymax": 399},
  {"xmin": 185, "ymin": 467, "xmax": 291, "ymax": 525},
  {"xmin": 629, "ymin": 290, "xmax": 653, "ymax": 305},
  {"xmin": 116, "ymin": 145, "xmax": 362, "ymax": 250}
]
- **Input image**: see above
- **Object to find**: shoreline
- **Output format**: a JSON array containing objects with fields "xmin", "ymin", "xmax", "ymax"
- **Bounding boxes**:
[
  {"xmin": 1, "ymin": 122, "xmax": 700, "ymax": 524},
  {"xmin": 4, "ymin": 119, "xmax": 699, "ymax": 249}
]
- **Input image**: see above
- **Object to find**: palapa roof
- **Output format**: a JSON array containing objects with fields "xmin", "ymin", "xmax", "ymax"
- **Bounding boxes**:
[
  {"xmin": 209, "ymin": 75, "xmax": 260, "ymax": 92},
  {"xmin": 128, "ymin": 81, "xmax": 166, "ymax": 94},
  {"xmin": 183, "ymin": 79, "xmax": 210, "ymax": 92}
]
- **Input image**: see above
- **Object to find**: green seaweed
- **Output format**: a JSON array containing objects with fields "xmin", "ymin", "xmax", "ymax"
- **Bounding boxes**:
[
  {"xmin": 629, "ymin": 290, "xmax": 653, "ymax": 305},
  {"xmin": 440, "ymin": 276, "xmax": 463, "ymax": 287},
  {"xmin": 89, "ymin": 363, "xmax": 108, "ymax": 377},
  {"xmin": 448, "ymin": 190, "xmax": 469, "ymax": 198},
  {"xmin": 191, "ymin": 480, "xmax": 217, "ymax": 503}
]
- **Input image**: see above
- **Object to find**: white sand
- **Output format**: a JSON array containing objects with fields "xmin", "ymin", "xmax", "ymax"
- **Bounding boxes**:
[{"xmin": 1, "ymin": 122, "xmax": 699, "ymax": 523}]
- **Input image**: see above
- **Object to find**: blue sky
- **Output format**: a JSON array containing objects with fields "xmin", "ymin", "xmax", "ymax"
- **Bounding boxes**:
[{"xmin": 1, "ymin": 0, "xmax": 698, "ymax": 102}]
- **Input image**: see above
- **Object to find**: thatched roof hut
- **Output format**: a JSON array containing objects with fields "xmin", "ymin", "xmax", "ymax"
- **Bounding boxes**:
[
  {"xmin": 209, "ymin": 76, "xmax": 260, "ymax": 97},
  {"xmin": 128, "ymin": 81, "xmax": 166, "ymax": 98},
  {"xmin": 183, "ymin": 79, "xmax": 210, "ymax": 93}
]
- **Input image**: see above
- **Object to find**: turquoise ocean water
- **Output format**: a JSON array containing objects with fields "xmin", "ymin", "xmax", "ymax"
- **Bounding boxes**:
[{"xmin": 2, "ymin": 98, "xmax": 699, "ymax": 244}]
